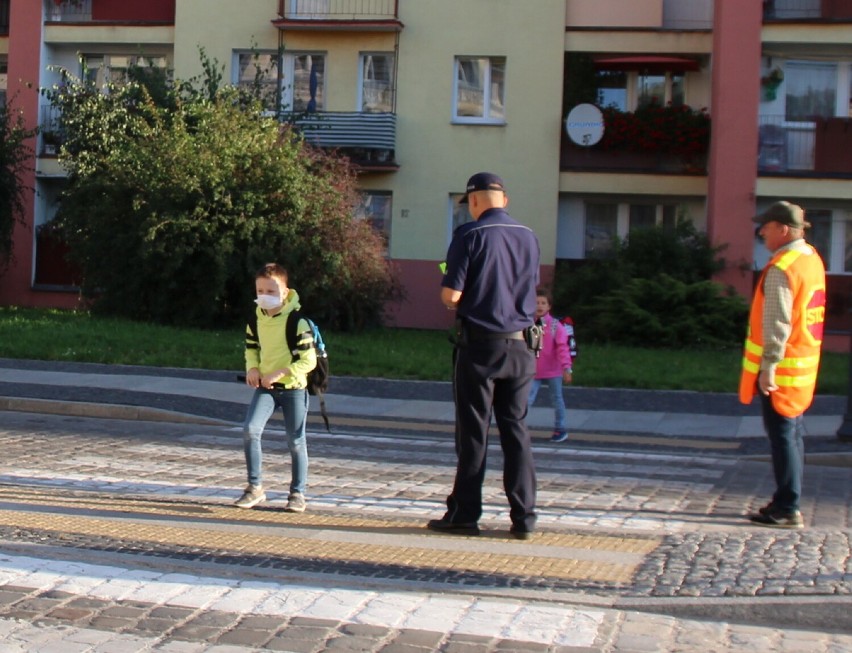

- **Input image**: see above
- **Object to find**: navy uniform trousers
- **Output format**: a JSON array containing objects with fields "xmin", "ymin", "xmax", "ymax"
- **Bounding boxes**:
[{"xmin": 444, "ymin": 336, "xmax": 537, "ymax": 531}]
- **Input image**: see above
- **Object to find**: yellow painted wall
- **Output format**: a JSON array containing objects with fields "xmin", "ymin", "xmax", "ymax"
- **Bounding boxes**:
[
  {"xmin": 566, "ymin": 0, "xmax": 662, "ymax": 28},
  {"xmin": 174, "ymin": 0, "xmax": 279, "ymax": 81},
  {"xmin": 176, "ymin": 0, "xmax": 565, "ymax": 266},
  {"xmin": 391, "ymin": 0, "xmax": 565, "ymax": 263}
]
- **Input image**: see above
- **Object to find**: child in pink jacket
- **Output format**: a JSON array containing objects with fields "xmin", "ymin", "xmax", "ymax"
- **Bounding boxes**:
[{"xmin": 528, "ymin": 287, "xmax": 573, "ymax": 442}]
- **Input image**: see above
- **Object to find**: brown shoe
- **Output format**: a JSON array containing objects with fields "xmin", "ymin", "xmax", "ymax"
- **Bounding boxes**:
[{"xmin": 749, "ymin": 508, "xmax": 803, "ymax": 529}]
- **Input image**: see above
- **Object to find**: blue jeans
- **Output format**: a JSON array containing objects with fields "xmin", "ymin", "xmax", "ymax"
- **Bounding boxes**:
[
  {"xmin": 759, "ymin": 392, "xmax": 804, "ymax": 513},
  {"xmin": 528, "ymin": 377, "xmax": 567, "ymax": 431},
  {"xmin": 242, "ymin": 387, "xmax": 309, "ymax": 495}
]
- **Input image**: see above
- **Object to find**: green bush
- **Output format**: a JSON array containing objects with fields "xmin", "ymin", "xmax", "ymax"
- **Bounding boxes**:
[
  {"xmin": 41, "ymin": 56, "xmax": 396, "ymax": 330},
  {"xmin": 0, "ymin": 96, "xmax": 36, "ymax": 271},
  {"xmin": 554, "ymin": 220, "xmax": 748, "ymax": 348}
]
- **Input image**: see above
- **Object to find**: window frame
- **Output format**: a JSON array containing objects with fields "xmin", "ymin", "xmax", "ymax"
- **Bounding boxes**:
[
  {"xmin": 81, "ymin": 53, "xmax": 169, "ymax": 89},
  {"xmin": 594, "ymin": 69, "xmax": 686, "ymax": 111},
  {"xmin": 240, "ymin": 50, "xmax": 327, "ymax": 115},
  {"xmin": 452, "ymin": 56, "xmax": 506, "ymax": 124},
  {"xmin": 358, "ymin": 52, "xmax": 395, "ymax": 113},
  {"xmin": 354, "ymin": 191, "xmax": 393, "ymax": 256},
  {"xmin": 233, "ymin": 49, "xmax": 280, "ymax": 112}
]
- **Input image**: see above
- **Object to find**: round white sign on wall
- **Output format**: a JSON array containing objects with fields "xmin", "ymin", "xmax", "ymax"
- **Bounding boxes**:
[{"xmin": 565, "ymin": 103, "xmax": 605, "ymax": 147}]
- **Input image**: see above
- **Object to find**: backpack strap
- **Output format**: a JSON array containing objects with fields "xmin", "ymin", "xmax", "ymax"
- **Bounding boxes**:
[
  {"xmin": 285, "ymin": 310, "xmax": 301, "ymax": 355},
  {"xmin": 286, "ymin": 310, "xmax": 331, "ymax": 433}
]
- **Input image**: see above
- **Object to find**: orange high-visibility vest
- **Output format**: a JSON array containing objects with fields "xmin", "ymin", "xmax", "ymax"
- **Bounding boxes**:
[{"xmin": 739, "ymin": 245, "xmax": 826, "ymax": 417}]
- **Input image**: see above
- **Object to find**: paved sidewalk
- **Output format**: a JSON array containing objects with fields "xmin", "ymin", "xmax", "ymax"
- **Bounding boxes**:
[{"xmin": 0, "ymin": 358, "xmax": 850, "ymax": 651}]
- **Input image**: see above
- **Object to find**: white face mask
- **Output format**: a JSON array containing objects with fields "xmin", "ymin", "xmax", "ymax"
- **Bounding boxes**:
[{"xmin": 255, "ymin": 294, "xmax": 282, "ymax": 310}]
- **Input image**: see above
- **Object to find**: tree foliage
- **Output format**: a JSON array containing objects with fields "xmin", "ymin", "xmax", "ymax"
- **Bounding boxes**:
[
  {"xmin": 0, "ymin": 98, "xmax": 36, "ymax": 271},
  {"xmin": 553, "ymin": 219, "xmax": 748, "ymax": 348},
  {"xmin": 41, "ymin": 55, "xmax": 397, "ymax": 329}
]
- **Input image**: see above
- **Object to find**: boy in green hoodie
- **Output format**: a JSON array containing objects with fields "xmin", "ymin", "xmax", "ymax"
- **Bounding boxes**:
[{"xmin": 235, "ymin": 263, "xmax": 317, "ymax": 512}]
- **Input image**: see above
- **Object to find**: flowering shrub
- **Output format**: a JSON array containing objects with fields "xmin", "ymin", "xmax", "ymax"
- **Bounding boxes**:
[{"xmin": 599, "ymin": 102, "xmax": 710, "ymax": 165}]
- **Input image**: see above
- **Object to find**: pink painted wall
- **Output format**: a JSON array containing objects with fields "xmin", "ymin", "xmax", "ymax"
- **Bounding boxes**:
[
  {"xmin": 93, "ymin": 0, "xmax": 175, "ymax": 22},
  {"xmin": 706, "ymin": 0, "xmax": 763, "ymax": 297},
  {"xmin": 0, "ymin": 2, "xmax": 78, "ymax": 309}
]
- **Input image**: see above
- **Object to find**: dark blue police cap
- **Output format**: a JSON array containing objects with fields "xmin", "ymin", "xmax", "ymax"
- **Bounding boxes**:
[{"xmin": 459, "ymin": 172, "xmax": 505, "ymax": 204}]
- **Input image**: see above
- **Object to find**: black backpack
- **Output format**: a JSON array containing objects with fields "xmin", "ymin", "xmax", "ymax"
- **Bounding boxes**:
[
  {"xmin": 286, "ymin": 310, "xmax": 330, "ymax": 432},
  {"xmin": 246, "ymin": 310, "xmax": 330, "ymax": 432}
]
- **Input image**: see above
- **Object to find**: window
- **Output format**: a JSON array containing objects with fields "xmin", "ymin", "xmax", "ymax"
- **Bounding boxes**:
[
  {"xmin": 232, "ymin": 51, "xmax": 325, "ymax": 114},
  {"xmin": 360, "ymin": 53, "xmax": 394, "ymax": 113},
  {"xmin": 450, "ymin": 195, "xmax": 473, "ymax": 238},
  {"xmin": 453, "ymin": 57, "xmax": 505, "ymax": 123},
  {"xmin": 637, "ymin": 72, "xmax": 684, "ymax": 108},
  {"xmin": 593, "ymin": 69, "xmax": 685, "ymax": 111},
  {"xmin": 576, "ymin": 201, "xmax": 688, "ymax": 259},
  {"xmin": 629, "ymin": 204, "xmax": 656, "ymax": 232},
  {"xmin": 785, "ymin": 62, "xmax": 837, "ymax": 122},
  {"xmin": 283, "ymin": 53, "xmax": 325, "ymax": 113},
  {"xmin": 584, "ymin": 203, "xmax": 617, "ymax": 258},
  {"xmin": 354, "ymin": 192, "xmax": 392, "ymax": 254},
  {"xmin": 0, "ymin": 57, "xmax": 6, "ymax": 108},
  {"xmin": 806, "ymin": 209, "xmax": 832, "ymax": 269},
  {"xmin": 82, "ymin": 54, "xmax": 168, "ymax": 88},
  {"xmin": 596, "ymin": 70, "xmax": 627, "ymax": 110},
  {"xmin": 234, "ymin": 51, "xmax": 279, "ymax": 112}
]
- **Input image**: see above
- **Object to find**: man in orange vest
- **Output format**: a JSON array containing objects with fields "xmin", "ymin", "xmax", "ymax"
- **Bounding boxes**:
[{"xmin": 740, "ymin": 201, "xmax": 826, "ymax": 529}]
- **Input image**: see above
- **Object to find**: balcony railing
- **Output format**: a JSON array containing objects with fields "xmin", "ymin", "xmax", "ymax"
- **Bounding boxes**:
[
  {"xmin": 45, "ymin": 0, "xmax": 93, "ymax": 22},
  {"xmin": 662, "ymin": 0, "xmax": 714, "ymax": 29},
  {"xmin": 291, "ymin": 111, "xmax": 396, "ymax": 167},
  {"xmin": 758, "ymin": 114, "xmax": 852, "ymax": 175},
  {"xmin": 38, "ymin": 104, "xmax": 65, "ymax": 156},
  {"xmin": 278, "ymin": 0, "xmax": 398, "ymax": 21}
]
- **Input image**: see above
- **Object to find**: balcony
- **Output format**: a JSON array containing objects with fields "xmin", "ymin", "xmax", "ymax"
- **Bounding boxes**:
[
  {"xmin": 45, "ymin": 0, "xmax": 175, "ymax": 24},
  {"xmin": 758, "ymin": 115, "xmax": 852, "ymax": 175},
  {"xmin": 764, "ymin": 0, "xmax": 852, "ymax": 20},
  {"xmin": 561, "ymin": 104, "xmax": 710, "ymax": 175},
  {"xmin": 291, "ymin": 111, "xmax": 397, "ymax": 170},
  {"xmin": 38, "ymin": 104, "xmax": 66, "ymax": 157},
  {"xmin": 274, "ymin": 0, "xmax": 402, "ymax": 31}
]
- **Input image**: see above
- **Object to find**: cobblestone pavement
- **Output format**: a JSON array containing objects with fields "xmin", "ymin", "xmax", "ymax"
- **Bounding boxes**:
[{"xmin": 0, "ymin": 410, "xmax": 850, "ymax": 652}]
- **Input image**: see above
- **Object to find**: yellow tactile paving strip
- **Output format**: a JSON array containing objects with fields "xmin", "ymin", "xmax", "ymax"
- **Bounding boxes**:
[{"xmin": 0, "ymin": 488, "xmax": 660, "ymax": 585}]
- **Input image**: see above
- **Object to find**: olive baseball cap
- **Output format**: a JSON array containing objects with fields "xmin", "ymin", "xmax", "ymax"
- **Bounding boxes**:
[
  {"xmin": 753, "ymin": 201, "xmax": 811, "ymax": 229},
  {"xmin": 459, "ymin": 172, "xmax": 505, "ymax": 204}
]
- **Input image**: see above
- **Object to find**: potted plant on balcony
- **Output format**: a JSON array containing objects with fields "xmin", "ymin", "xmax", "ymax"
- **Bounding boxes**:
[
  {"xmin": 760, "ymin": 67, "xmax": 784, "ymax": 102},
  {"xmin": 41, "ymin": 130, "xmax": 62, "ymax": 156},
  {"xmin": 597, "ymin": 102, "xmax": 711, "ymax": 172}
]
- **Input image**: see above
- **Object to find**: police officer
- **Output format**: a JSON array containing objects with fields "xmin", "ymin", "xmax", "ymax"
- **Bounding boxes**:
[{"xmin": 427, "ymin": 172, "xmax": 541, "ymax": 540}]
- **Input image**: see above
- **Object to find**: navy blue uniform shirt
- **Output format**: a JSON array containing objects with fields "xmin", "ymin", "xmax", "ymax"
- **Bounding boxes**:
[{"xmin": 442, "ymin": 207, "xmax": 540, "ymax": 332}]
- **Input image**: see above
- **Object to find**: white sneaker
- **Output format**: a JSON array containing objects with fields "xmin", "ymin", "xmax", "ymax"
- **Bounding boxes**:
[
  {"xmin": 284, "ymin": 492, "xmax": 306, "ymax": 513},
  {"xmin": 234, "ymin": 484, "xmax": 266, "ymax": 509}
]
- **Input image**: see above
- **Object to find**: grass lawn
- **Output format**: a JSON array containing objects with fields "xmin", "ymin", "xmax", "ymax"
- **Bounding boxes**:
[{"xmin": 0, "ymin": 306, "xmax": 847, "ymax": 395}]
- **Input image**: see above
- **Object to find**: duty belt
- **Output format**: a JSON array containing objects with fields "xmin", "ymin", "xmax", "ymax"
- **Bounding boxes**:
[{"xmin": 465, "ymin": 328, "xmax": 524, "ymax": 340}]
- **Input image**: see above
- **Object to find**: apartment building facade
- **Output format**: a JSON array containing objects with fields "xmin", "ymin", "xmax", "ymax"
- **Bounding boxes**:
[{"xmin": 2, "ymin": 0, "xmax": 852, "ymax": 344}]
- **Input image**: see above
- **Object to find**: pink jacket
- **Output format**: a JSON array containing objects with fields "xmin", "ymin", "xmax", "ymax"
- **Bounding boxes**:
[{"xmin": 535, "ymin": 313, "xmax": 573, "ymax": 379}]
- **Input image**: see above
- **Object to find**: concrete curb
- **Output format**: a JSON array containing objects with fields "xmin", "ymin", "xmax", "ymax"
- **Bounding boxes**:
[{"xmin": 0, "ymin": 397, "xmax": 232, "ymax": 427}]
